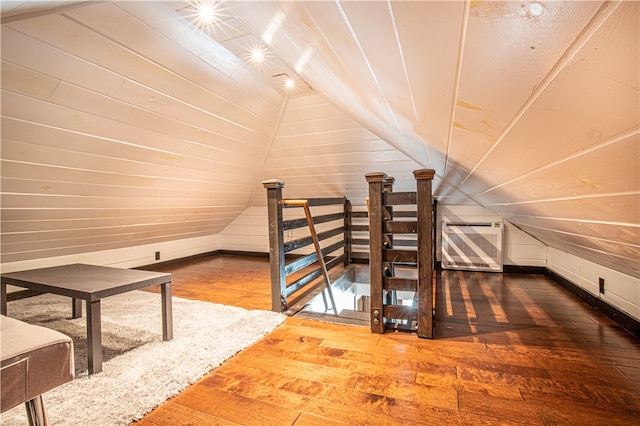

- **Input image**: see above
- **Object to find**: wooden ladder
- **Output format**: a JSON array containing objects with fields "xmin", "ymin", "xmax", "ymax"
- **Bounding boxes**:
[{"xmin": 366, "ymin": 169, "xmax": 436, "ymax": 338}]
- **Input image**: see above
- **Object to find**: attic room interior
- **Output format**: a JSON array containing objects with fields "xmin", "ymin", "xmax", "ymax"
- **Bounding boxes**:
[{"xmin": 0, "ymin": 0, "xmax": 638, "ymax": 425}]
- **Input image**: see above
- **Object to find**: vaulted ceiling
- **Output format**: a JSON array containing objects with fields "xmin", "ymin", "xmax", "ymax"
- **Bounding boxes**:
[{"xmin": 1, "ymin": 1, "xmax": 638, "ymax": 278}]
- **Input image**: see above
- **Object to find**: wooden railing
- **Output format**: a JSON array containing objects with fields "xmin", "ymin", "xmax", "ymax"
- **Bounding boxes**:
[
  {"xmin": 263, "ymin": 179, "xmax": 351, "ymax": 313},
  {"xmin": 366, "ymin": 169, "xmax": 436, "ymax": 338}
]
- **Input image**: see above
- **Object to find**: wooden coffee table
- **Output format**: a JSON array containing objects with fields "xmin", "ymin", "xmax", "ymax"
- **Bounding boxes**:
[{"xmin": 1, "ymin": 263, "xmax": 173, "ymax": 375}]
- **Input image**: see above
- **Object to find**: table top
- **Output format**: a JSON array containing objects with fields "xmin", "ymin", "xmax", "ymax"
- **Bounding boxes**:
[{"xmin": 1, "ymin": 263, "xmax": 172, "ymax": 301}]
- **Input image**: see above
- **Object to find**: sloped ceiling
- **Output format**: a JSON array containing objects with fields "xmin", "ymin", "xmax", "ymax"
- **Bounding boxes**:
[{"xmin": 1, "ymin": 1, "xmax": 638, "ymax": 278}]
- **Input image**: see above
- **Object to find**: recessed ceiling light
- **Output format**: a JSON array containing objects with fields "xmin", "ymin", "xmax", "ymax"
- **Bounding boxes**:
[
  {"xmin": 285, "ymin": 78, "xmax": 296, "ymax": 89},
  {"xmin": 529, "ymin": 2, "xmax": 544, "ymax": 17},
  {"xmin": 251, "ymin": 48, "xmax": 265, "ymax": 63},
  {"xmin": 193, "ymin": 0, "xmax": 219, "ymax": 26}
]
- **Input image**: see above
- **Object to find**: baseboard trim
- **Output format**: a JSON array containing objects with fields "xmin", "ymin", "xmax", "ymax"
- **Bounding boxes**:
[
  {"xmin": 503, "ymin": 265, "xmax": 546, "ymax": 275},
  {"xmin": 545, "ymin": 269, "xmax": 639, "ymax": 338},
  {"xmin": 138, "ymin": 250, "xmax": 221, "ymax": 270}
]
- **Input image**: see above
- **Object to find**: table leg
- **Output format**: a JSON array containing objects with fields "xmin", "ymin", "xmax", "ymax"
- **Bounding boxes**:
[
  {"xmin": 161, "ymin": 282, "xmax": 173, "ymax": 341},
  {"xmin": 1, "ymin": 282, "xmax": 7, "ymax": 316},
  {"xmin": 72, "ymin": 298, "xmax": 82, "ymax": 319},
  {"xmin": 86, "ymin": 299, "xmax": 102, "ymax": 374}
]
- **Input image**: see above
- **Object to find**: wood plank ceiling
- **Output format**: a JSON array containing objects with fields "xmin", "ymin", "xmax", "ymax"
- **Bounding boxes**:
[{"xmin": 1, "ymin": 1, "xmax": 638, "ymax": 279}]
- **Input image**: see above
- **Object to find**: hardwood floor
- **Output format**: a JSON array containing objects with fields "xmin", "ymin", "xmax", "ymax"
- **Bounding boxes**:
[{"xmin": 136, "ymin": 254, "xmax": 639, "ymax": 425}]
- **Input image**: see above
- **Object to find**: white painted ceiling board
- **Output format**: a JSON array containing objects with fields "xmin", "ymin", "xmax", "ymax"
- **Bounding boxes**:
[
  {"xmin": 337, "ymin": 1, "xmax": 413, "ymax": 133},
  {"xmin": 1, "ymin": 177, "xmax": 252, "ymax": 202},
  {"xmin": 2, "ymin": 25, "xmax": 272, "ymax": 146},
  {"xmin": 1, "ymin": 212, "xmax": 237, "ymax": 236},
  {"xmin": 269, "ymin": 140, "xmax": 400, "ymax": 158},
  {"xmin": 517, "ymin": 224, "xmax": 639, "ymax": 278},
  {"xmin": 478, "ymin": 132, "xmax": 639, "ymax": 203},
  {"xmin": 45, "ymin": 97, "xmax": 261, "ymax": 170},
  {"xmin": 1, "ymin": 188, "xmax": 251, "ymax": 209},
  {"xmin": 255, "ymin": 92, "xmax": 426, "ymax": 206},
  {"xmin": 1, "ymin": 129, "xmax": 257, "ymax": 186},
  {"xmin": 2, "ymin": 205, "xmax": 241, "ymax": 222},
  {"xmin": 492, "ymin": 192, "xmax": 639, "ymax": 220},
  {"xmin": 1, "ymin": 1, "xmax": 638, "ymax": 281},
  {"xmin": 43, "ymin": 4, "xmax": 279, "ymax": 130},
  {"xmin": 1, "ymin": 26, "xmax": 127, "ymax": 94},
  {"xmin": 351, "ymin": 0, "xmax": 465, "ymax": 154},
  {"xmin": 230, "ymin": 0, "xmax": 437, "ymax": 168},
  {"xmin": 0, "ymin": 61, "xmax": 60, "ymax": 99},
  {"xmin": 460, "ymin": 1, "xmax": 635, "ymax": 187},
  {"xmin": 502, "ymin": 216, "xmax": 639, "ymax": 248}
]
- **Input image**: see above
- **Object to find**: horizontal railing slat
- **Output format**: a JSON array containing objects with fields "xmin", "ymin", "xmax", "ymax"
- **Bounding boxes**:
[
  {"xmin": 384, "ymin": 305, "xmax": 418, "ymax": 321},
  {"xmin": 285, "ymin": 240, "xmax": 345, "ymax": 275},
  {"xmin": 394, "ymin": 239, "xmax": 417, "ymax": 247},
  {"xmin": 284, "ymin": 226, "xmax": 346, "ymax": 253},
  {"xmin": 383, "ymin": 192, "xmax": 416, "ymax": 205},
  {"xmin": 384, "ymin": 277, "xmax": 417, "ymax": 291},
  {"xmin": 391, "ymin": 211, "xmax": 417, "ymax": 218},
  {"xmin": 350, "ymin": 251, "xmax": 369, "ymax": 260},
  {"xmin": 283, "ymin": 212, "xmax": 345, "ymax": 231},
  {"xmin": 383, "ymin": 221, "xmax": 417, "ymax": 234},
  {"xmin": 352, "ymin": 238, "xmax": 369, "ymax": 246},
  {"xmin": 285, "ymin": 254, "xmax": 345, "ymax": 297},
  {"xmin": 383, "ymin": 249, "xmax": 417, "ymax": 263}
]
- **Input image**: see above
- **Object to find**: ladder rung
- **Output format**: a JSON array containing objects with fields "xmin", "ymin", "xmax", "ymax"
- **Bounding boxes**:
[
  {"xmin": 383, "ymin": 221, "xmax": 417, "ymax": 234},
  {"xmin": 384, "ymin": 305, "xmax": 418, "ymax": 321},
  {"xmin": 384, "ymin": 277, "xmax": 417, "ymax": 291},
  {"xmin": 383, "ymin": 249, "xmax": 418, "ymax": 263}
]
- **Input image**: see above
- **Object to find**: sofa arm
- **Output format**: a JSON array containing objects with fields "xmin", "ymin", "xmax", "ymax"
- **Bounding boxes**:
[{"xmin": 1, "ymin": 315, "xmax": 74, "ymax": 413}]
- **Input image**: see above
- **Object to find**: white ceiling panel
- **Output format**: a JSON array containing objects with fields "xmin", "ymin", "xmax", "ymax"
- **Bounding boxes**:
[{"xmin": 1, "ymin": 1, "xmax": 638, "ymax": 280}]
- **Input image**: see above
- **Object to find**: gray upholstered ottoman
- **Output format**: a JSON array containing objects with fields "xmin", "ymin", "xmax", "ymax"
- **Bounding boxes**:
[{"xmin": 1, "ymin": 315, "xmax": 74, "ymax": 425}]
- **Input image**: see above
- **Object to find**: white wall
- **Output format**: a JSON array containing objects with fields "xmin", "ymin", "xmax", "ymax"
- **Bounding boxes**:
[
  {"xmin": 547, "ymin": 247, "xmax": 640, "ymax": 322},
  {"xmin": 219, "ymin": 206, "xmax": 269, "ymax": 253},
  {"xmin": 1, "ymin": 234, "xmax": 222, "ymax": 274}
]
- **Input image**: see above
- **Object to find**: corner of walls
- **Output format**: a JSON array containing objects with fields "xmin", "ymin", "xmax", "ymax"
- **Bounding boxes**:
[
  {"xmin": 502, "ymin": 221, "xmax": 548, "ymax": 267},
  {"xmin": 0, "ymin": 234, "xmax": 222, "ymax": 274},
  {"xmin": 547, "ymin": 247, "xmax": 640, "ymax": 323},
  {"xmin": 219, "ymin": 206, "xmax": 269, "ymax": 253}
]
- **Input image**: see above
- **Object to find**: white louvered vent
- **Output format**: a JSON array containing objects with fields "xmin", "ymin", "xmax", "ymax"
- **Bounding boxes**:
[{"xmin": 441, "ymin": 222, "xmax": 503, "ymax": 272}]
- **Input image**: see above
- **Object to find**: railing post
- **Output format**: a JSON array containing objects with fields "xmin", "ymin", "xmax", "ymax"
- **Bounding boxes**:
[
  {"xmin": 382, "ymin": 176, "xmax": 395, "ymax": 278},
  {"xmin": 262, "ymin": 179, "xmax": 286, "ymax": 313},
  {"xmin": 344, "ymin": 198, "xmax": 352, "ymax": 266},
  {"xmin": 414, "ymin": 169, "xmax": 436, "ymax": 338},
  {"xmin": 365, "ymin": 172, "xmax": 387, "ymax": 333}
]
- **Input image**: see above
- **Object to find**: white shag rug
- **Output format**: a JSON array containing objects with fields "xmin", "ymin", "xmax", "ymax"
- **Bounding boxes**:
[{"xmin": 1, "ymin": 291, "xmax": 285, "ymax": 426}]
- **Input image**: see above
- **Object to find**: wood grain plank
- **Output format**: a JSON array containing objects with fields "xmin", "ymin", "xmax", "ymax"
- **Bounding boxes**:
[
  {"xmin": 141, "ymin": 402, "xmax": 242, "ymax": 426},
  {"xmin": 173, "ymin": 385, "xmax": 300, "ymax": 426},
  {"xmin": 133, "ymin": 256, "xmax": 640, "ymax": 426},
  {"xmin": 291, "ymin": 412, "xmax": 348, "ymax": 426}
]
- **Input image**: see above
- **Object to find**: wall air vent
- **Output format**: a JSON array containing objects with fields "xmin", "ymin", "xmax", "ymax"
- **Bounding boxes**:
[{"xmin": 441, "ymin": 222, "xmax": 503, "ymax": 272}]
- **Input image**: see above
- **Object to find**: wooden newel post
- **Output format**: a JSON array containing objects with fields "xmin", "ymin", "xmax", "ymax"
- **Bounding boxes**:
[
  {"xmin": 344, "ymin": 198, "xmax": 352, "ymax": 266},
  {"xmin": 262, "ymin": 179, "xmax": 286, "ymax": 312},
  {"xmin": 414, "ymin": 169, "xmax": 436, "ymax": 338},
  {"xmin": 365, "ymin": 172, "xmax": 387, "ymax": 333}
]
